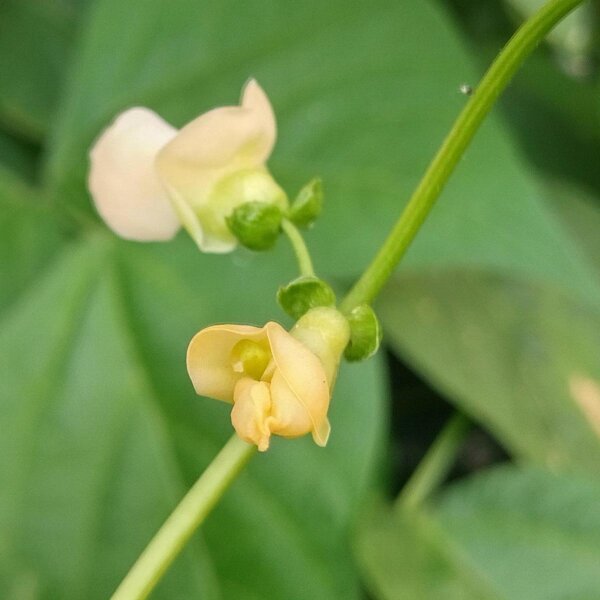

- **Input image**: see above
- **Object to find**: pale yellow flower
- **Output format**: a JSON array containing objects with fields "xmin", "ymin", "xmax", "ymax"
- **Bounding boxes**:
[
  {"xmin": 88, "ymin": 80, "xmax": 286, "ymax": 252},
  {"xmin": 187, "ymin": 308, "xmax": 350, "ymax": 451}
]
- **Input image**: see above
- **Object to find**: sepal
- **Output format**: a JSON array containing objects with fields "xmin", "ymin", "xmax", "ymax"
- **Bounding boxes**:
[
  {"xmin": 288, "ymin": 178, "xmax": 323, "ymax": 228},
  {"xmin": 226, "ymin": 201, "xmax": 283, "ymax": 250},
  {"xmin": 277, "ymin": 275, "xmax": 336, "ymax": 319},
  {"xmin": 343, "ymin": 304, "xmax": 382, "ymax": 362}
]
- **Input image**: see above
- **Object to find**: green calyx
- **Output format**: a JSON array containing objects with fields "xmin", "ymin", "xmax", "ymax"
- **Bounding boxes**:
[
  {"xmin": 277, "ymin": 276, "xmax": 336, "ymax": 320},
  {"xmin": 226, "ymin": 201, "xmax": 283, "ymax": 251},
  {"xmin": 287, "ymin": 178, "xmax": 323, "ymax": 228},
  {"xmin": 343, "ymin": 304, "xmax": 382, "ymax": 362}
]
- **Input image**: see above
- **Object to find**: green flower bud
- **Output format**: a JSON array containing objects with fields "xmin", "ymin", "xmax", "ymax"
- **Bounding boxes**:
[
  {"xmin": 277, "ymin": 276, "xmax": 336, "ymax": 320},
  {"xmin": 226, "ymin": 201, "xmax": 283, "ymax": 251},
  {"xmin": 344, "ymin": 304, "xmax": 382, "ymax": 362},
  {"xmin": 288, "ymin": 178, "xmax": 323, "ymax": 228}
]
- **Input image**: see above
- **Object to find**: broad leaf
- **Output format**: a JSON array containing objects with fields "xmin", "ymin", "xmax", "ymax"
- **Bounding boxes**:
[
  {"xmin": 380, "ymin": 270, "xmax": 600, "ymax": 472},
  {"xmin": 0, "ymin": 0, "xmax": 84, "ymax": 141},
  {"xmin": 547, "ymin": 180, "xmax": 600, "ymax": 279},
  {"xmin": 0, "ymin": 167, "xmax": 63, "ymax": 316},
  {"xmin": 356, "ymin": 504, "xmax": 499, "ymax": 599},
  {"xmin": 436, "ymin": 466, "xmax": 600, "ymax": 600},
  {"xmin": 504, "ymin": 53, "xmax": 600, "ymax": 190},
  {"xmin": 0, "ymin": 131, "xmax": 38, "ymax": 182},
  {"xmin": 357, "ymin": 466, "xmax": 600, "ymax": 600}
]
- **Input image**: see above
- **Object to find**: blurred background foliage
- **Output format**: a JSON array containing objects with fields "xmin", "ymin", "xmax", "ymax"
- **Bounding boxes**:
[{"xmin": 1, "ymin": 0, "xmax": 599, "ymax": 598}]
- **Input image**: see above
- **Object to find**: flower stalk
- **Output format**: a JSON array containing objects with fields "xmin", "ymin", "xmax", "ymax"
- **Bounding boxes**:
[
  {"xmin": 281, "ymin": 218, "xmax": 315, "ymax": 277},
  {"xmin": 111, "ymin": 435, "xmax": 255, "ymax": 600}
]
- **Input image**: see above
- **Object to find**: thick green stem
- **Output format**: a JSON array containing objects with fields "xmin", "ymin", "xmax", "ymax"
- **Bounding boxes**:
[
  {"xmin": 340, "ymin": 0, "xmax": 585, "ymax": 312},
  {"xmin": 396, "ymin": 414, "xmax": 470, "ymax": 511},
  {"xmin": 281, "ymin": 218, "xmax": 315, "ymax": 277},
  {"xmin": 111, "ymin": 435, "xmax": 255, "ymax": 600}
]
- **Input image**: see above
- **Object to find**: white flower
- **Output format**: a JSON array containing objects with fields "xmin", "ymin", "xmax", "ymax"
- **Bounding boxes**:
[{"xmin": 88, "ymin": 80, "xmax": 286, "ymax": 252}]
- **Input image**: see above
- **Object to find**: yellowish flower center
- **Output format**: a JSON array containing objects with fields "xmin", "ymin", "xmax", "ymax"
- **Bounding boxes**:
[{"xmin": 230, "ymin": 339, "xmax": 272, "ymax": 381}]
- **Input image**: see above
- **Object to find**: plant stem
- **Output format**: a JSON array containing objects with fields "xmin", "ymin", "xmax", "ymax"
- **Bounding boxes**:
[
  {"xmin": 111, "ymin": 435, "xmax": 256, "ymax": 600},
  {"xmin": 281, "ymin": 218, "xmax": 315, "ymax": 277},
  {"xmin": 340, "ymin": 0, "xmax": 585, "ymax": 312},
  {"xmin": 396, "ymin": 413, "xmax": 470, "ymax": 511}
]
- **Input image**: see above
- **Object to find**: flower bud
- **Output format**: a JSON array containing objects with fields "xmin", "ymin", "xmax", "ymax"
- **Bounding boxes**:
[
  {"xmin": 288, "ymin": 178, "xmax": 323, "ymax": 228},
  {"xmin": 226, "ymin": 200, "xmax": 283, "ymax": 251},
  {"xmin": 277, "ymin": 276, "xmax": 336, "ymax": 319},
  {"xmin": 343, "ymin": 304, "xmax": 382, "ymax": 362}
]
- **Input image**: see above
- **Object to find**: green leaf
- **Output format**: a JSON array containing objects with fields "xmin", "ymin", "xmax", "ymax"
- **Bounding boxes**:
[
  {"xmin": 356, "ymin": 504, "xmax": 499, "ymax": 599},
  {"xmin": 357, "ymin": 466, "xmax": 600, "ymax": 600},
  {"xmin": 0, "ymin": 167, "xmax": 63, "ymax": 316},
  {"xmin": 44, "ymin": 0, "xmax": 600, "ymax": 308},
  {"xmin": 499, "ymin": 52, "xmax": 600, "ymax": 194},
  {"xmin": 435, "ymin": 466, "xmax": 600, "ymax": 600},
  {"xmin": 0, "ymin": 0, "xmax": 83, "ymax": 141},
  {"xmin": 547, "ymin": 179, "xmax": 600, "ymax": 279},
  {"xmin": 0, "ymin": 233, "xmax": 387, "ymax": 599},
  {"xmin": 379, "ymin": 270, "xmax": 600, "ymax": 473},
  {"xmin": 0, "ymin": 130, "xmax": 38, "ymax": 182}
]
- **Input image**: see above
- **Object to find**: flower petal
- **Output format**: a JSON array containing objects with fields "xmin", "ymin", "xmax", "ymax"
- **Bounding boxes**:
[
  {"xmin": 157, "ymin": 79, "xmax": 275, "ymax": 180},
  {"xmin": 240, "ymin": 78, "xmax": 277, "ymax": 161},
  {"xmin": 268, "ymin": 370, "xmax": 318, "ymax": 438},
  {"xmin": 266, "ymin": 322, "xmax": 331, "ymax": 445},
  {"xmin": 88, "ymin": 108, "xmax": 180, "ymax": 241},
  {"xmin": 231, "ymin": 378, "xmax": 273, "ymax": 451},
  {"xmin": 186, "ymin": 323, "xmax": 267, "ymax": 402},
  {"xmin": 155, "ymin": 79, "xmax": 276, "ymax": 204}
]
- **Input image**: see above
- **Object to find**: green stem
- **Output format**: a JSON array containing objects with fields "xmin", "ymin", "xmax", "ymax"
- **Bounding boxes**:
[
  {"xmin": 281, "ymin": 218, "xmax": 315, "ymax": 277},
  {"xmin": 111, "ymin": 435, "xmax": 256, "ymax": 600},
  {"xmin": 340, "ymin": 0, "xmax": 585, "ymax": 312},
  {"xmin": 396, "ymin": 414, "xmax": 470, "ymax": 511}
]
